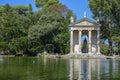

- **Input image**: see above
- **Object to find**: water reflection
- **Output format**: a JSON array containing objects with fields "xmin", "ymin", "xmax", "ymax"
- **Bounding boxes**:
[
  {"xmin": 0, "ymin": 57, "xmax": 120, "ymax": 80},
  {"xmin": 69, "ymin": 59, "xmax": 101, "ymax": 80}
]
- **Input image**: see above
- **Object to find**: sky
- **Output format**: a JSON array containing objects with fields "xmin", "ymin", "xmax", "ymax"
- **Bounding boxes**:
[{"xmin": 0, "ymin": 0, "xmax": 93, "ymax": 20}]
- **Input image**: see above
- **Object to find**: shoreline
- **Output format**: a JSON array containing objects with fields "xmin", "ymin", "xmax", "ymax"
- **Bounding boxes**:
[
  {"xmin": 1, "ymin": 54, "xmax": 120, "ymax": 59},
  {"xmin": 0, "ymin": 55, "xmax": 15, "ymax": 57},
  {"xmin": 44, "ymin": 54, "xmax": 120, "ymax": 59}
]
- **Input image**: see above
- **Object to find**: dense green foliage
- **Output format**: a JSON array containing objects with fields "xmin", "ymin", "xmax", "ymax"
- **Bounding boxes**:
[
  {"xmin": 28, "ymin": 2, "xmax": 76, "ymax": 54},
  {"xmin": 89, "ymin": 0, "xmax": 120, "ymax": 55},
  {"xmin": 0, "ymin": 4, "xmax": 31, "ymax": 54},
  {"xmin": 0, "ymin": 1, "xmax": 75, "ymax": 55},
  {"xmin": 35, "ymin": 0, "xmax": 59, "ymax": 8}
]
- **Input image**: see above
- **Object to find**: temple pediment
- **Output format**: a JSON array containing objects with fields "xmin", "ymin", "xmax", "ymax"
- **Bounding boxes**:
[
  {"xmin": 75, "ymin": 20, "xmax": 95, "ymax": 26},
  {"xmin": 69, "ymin": 18, "xmax": 100, "ymax": 27}
]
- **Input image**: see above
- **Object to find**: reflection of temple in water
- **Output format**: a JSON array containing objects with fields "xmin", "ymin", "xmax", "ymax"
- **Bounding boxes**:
[{"xmin": 69, "ymin": 59, "xmax": 100, "ymax": 80}]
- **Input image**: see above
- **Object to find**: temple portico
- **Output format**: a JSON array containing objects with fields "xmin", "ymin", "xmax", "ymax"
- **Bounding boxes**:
[{"xmin": 69, "ymin": 16, "xmax": 101, "ymax": 54}]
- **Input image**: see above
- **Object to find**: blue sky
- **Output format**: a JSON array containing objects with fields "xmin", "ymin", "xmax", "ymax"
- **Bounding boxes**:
[
  {"xmin": 0, "ymin": 0, "xmax": 93, "ymax": 20},
  {"xmin": 60, "ymin": 0, "xmax": 93, "ymax": 20}
]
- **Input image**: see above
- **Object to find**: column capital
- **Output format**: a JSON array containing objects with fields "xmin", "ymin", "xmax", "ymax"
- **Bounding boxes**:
[
  {"xmin": 70, "ymin": 29, "xmax": 74, "ymax": 32},
  {"xmin": 97, "ymin": 29, "xmax": 100, "ymax": 31},
  {"xmin": 78, "ymin": 29, "xmax": 82, "ymax": 31},
  {"xmin": 88, "ymin": 29, "xmax": 92, "ymax": 31}
]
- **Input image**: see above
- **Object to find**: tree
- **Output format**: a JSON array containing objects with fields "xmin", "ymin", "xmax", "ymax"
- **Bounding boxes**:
[
  {"xmin": 100, "ymin": 42, "xmax": 109, "ymax": 55},
  {"xmin": 0, "ymin": 1, "xmax": 76, "ymax": 55},
  {"xmin": 28, "ymin": 4, "xmax": 33, "ymax": 14},
  {"xmin": 28, "ymin": 14, "xmax": 60, "ymax": 52},
  {"xmin": 29, "ymin": 1, "xmax": 76, "ymax": 54},
  {"xmin": 0, "ymin": 4, "xmax": 31, "ymax": 54},
  {"xmin": 35, "ymin": 0, "xmax": 59, "ymax": 8},
  {"xmin": 112, "ymin": 36, "xmax": 120, "ymax": 54},
  {"xmin": 89, "ymin": 0, "xmax": 120, "ymax": 55}
]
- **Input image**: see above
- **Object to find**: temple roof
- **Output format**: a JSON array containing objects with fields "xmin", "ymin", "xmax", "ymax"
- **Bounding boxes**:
[{"xmin": 69, "ymin": 18, "xmax": 101, "ymax": 27}]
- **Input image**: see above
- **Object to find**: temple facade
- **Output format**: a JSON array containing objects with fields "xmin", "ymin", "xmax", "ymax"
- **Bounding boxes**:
[{"xmin": 69, "ymin": 15, "xmax": 101, "ymax": 54}]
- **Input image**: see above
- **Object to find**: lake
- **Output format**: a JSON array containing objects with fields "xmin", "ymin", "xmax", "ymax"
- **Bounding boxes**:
[{"xmin": 0, "ymin": 56, "xmax": 120, "ymax": 80}]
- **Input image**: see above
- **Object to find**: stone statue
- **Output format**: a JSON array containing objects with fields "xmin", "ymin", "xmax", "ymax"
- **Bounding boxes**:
[
  {"xmin": 84, "ymin": 38, "xmax": 87, "ymax": 45},
  {"xmin": 82, "ymin": 38, "xmax": 88, "ymax": 53},
  {"xmin": 70, "ymin": 16, "xmax": 74, "ymax": 23}
]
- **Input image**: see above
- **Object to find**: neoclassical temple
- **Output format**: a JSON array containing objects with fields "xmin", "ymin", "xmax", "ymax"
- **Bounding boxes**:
[{"xmin": 69, "ymin": 14, "xmax": 101, "ymax": 54}]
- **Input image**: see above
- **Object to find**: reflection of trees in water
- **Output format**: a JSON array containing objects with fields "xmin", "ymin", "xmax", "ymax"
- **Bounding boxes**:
[{"xmin": 0, "ymin": 57, "xmax": 69, "ymax": 80}]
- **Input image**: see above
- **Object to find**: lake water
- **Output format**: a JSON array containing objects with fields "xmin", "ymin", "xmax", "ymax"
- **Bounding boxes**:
[{"xmin": 0, "ymin": 57, "xmax": 120, "ymax": 80}]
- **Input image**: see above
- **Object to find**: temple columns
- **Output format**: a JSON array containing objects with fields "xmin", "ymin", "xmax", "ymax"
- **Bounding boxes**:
[
  {"xmin": 97, "ymin": 30, "xmax": 100, "ymax": 54},
  {"xmin": 79, "ymin": 30, "xmax": 82, "ymax": 54},
  {"xmin": 70, "ymin": 30, "xmax": 73, "ymax": 54},
  {"xmin": 70, "ymin": 29, "xmax": 100, "ymax": 54},
  {"xmin": 88, "ymin": 30, "xmax": 92, "ymax": 54}
]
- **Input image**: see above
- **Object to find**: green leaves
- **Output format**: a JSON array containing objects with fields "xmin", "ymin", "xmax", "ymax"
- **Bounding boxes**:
[
  {"xmin": 112, "ymin": 36, "xmax": 120, "ymax": 43},
  {"xmin": 35, "ymin": 0, "xmax": 47, "ymax": 8},
  {"xmin": 46, "ymin": 0, "xmax": 59, "ymax": 7},
  {"xmin": 0, "ymin": 5, "xmax": 31, "ymax": 54},
  {"xmin": 28, "ymin": 14, "xmax": 60, "ymax": 47},
  {"xmin": 0, "ymin": 4, "xmax": 29, "ymax": 14},
  {"xmin": 0, "ymin": 1, "xmax": 75, "ymax": 54},
  {"xmin": 35, "ymin": 0, "xmax": 59, "ymax": 8},
  {"xmin": 0, "ymin": 6, "xmax": 4, "ymax": 12},
  {"xmin": 0, "ymin": 42, "xmax": 7, "ymax": 51},
  {"xmin": 89, "ymin": 0, "xmax": 120, "ymax": 54}
]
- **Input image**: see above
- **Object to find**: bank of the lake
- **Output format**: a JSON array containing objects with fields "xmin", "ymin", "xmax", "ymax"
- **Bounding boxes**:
[
  {"xmin": 1, "ymin": 53, "xmax": 120, "ymax": 60},
  {"xmin": 44, "ymin": 54, "xmax": 120, "ymax": 59}
]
